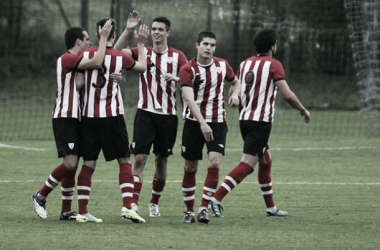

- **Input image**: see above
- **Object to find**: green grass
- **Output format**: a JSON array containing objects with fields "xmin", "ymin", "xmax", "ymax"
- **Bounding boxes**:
[{"xmin": 1, "ymin": 137, "xmax": 379, "ymax": 249}]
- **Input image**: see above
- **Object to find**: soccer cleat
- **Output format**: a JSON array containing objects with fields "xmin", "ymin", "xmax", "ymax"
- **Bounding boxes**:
[
  {"xmin": 121, "ymin": 207, "xmax": 146, "ymax": 223},
  {"xmin": 181, "ymin": 211, "xmax": 195, "ymax": 224},
  {"xmin": 76, "ymin": 213, "xmax": 103, "ymax": 223},
  {"xmin": 197, "ymin": 209, "xmax": 209, "ymax": 224},
  {"xmin": 210, "ymin": 201, "xmax": 224, "ymax": 218},
  {"xmin": 60, "ymin": 211, "xmax": 77, "ymax": 221},
  {"xmin": 267, "ymin": 209, "xmax": 288, "ymax": 217},
  {"xmin": 149, "ymin": 203, "xmax": 160, "ymax": 217},
  {"xmin": 32, "ymin": 191, "xmax": 47, "ymax": 219},
  {"xmin": 131, "ymin": 203, "xmax": 139, "ymax": 214}
]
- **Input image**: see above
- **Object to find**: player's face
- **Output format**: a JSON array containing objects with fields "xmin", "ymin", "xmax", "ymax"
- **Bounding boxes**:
[
  {"xmin": 80, "ymin": 31, "xmax": 91, "ymax": 49},
  {"xmin": 151, "ymin": 22, "xmax": 169, "ymax": 43},
  {"xmin": 197, "ymin": 37, "xmax": 216, "ymax": 60}
]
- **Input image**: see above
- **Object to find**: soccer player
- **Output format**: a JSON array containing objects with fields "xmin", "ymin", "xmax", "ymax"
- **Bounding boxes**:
[
  {"xmin": 209, "ymin": 28, "xmax": 311, "ymax": 218},
  {"xmin": 179, "ymin": 31, "xmax": 241, "ymax": 224},
  {"xmin": 114, "ymin": 12, "xmax": 188, "ymax": 217},
  {"xmin": 32, "ymin": 20, "xmax": 113, "ymax": 220},
  {"xmin": 74, "ymin": 18, "xmax": 149, "ymax": 223}
]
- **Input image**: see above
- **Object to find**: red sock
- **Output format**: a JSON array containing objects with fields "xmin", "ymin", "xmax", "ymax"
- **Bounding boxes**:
[
  {"xmin": 77, "ymin": 165, "xmax": 94, "ymax": 214},
  {"xmin": 61, "ymin": 168, "xmax": 76, "ymax": 213},
  {"xmin": 258, "ymin": 151, "xmax": 275, "ymax": 208},
  {"xmin": 213, "ymin": 162, "xmax": 253, "ymax": 203},
  {"xmin": 39, "ymin": 164, "xmax": 71, "ymax": 197},
  {"xmin": 119, "ymin": 163, "xmax": 134, "ymax": 209},
  {"xmin": 132, "ymin": 176, "xmax": 142, "ymax": 205},
  {"xmin": 150, "ymin": 179, "xmax": 166, "ymax": 204},
  {"xmin": 182, "ymin": 168, "xmax": 197, "ymax": 212},
  {"xmin": 200, "ymin": 168, "xmax": 219, "ymax": 207}
]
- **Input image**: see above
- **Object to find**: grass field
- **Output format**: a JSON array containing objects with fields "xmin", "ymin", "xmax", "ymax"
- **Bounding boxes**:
[{"xmin": 1, "ymin": 135, "xmax": 379, "ymax": 249}]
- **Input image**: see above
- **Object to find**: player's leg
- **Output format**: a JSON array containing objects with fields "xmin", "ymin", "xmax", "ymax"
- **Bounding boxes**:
[
  {"xmin": 101, "ymin": 115, "xmax": 145, "ymax": 223},
  {"xmin": 130, "ymin": 110, "xmax": 156, "ymax": 211},
  {"xmin": 180, "ymin": 119, "xmax": 204, "ymax": 223},
  {"xmin": 59, "ymin": 155, "xmax": 79, "ymax": 220},
  {"xmin": 258, "ymin": 150, "xmax": 287, "ymax": 217},
  {"xmin": 76, "ymin": 117, "xmax": 102, "ymax": 223},
  {"xmin": 149, "ymin": 113, "xmax": 177, "ymax": 217},
  {"xmin": 33, "ymin": 118, "xmax": 80, "ymax": 219},
  {"xmin": 199, "ymin": 122, "xmax": 227, "ymax": 222}
]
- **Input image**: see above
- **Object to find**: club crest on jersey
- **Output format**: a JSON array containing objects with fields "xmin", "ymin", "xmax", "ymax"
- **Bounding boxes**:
[
  {"xmin": 68, "ymin": 143, "xmax": 74, "ymax": 150},
  {"xmin": 193, "ymin": 73, "xmax": 204, "ymax": 88}
]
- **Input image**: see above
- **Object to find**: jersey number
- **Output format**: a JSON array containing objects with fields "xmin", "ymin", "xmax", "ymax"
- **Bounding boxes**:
[
  {"xmin": 244, "ymin": 70, "xmax": 255, "ymax": 94},
  {"xmin": 92, "ymin": 63, "xmax": 108, "ymax": 89}
]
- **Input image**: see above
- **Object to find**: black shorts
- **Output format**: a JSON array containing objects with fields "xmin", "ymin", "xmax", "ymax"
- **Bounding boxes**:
[
  {"xmin": 52, "ymin": 118, "xmax": 81, "ymax": 158},
  {"xmin": 181, "ymin": 119, "xmax": 228, "ymax": 161},
  {"xmin": 81, "ymin": 116, "xmax": 130, "ymax": 162},
  {"xmin": 131, "ymin": 109, "xmax": 178, "ymax": 157},
  {"xmin": 240, "ymin": 120, "xmax": 271, "ymax": 158}
]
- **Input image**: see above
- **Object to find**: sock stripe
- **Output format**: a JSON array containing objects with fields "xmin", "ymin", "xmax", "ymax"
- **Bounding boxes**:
[
  {"xmin": 45, "ymin": 181, "xmax": 55, "ymax": 189},
  {"xmin": 203, "ymin": 186, "xmax": 216, "ymax": 192},
  {"xmin": 262, "ymin": 190, "xmax": 273, "ymax": 195},
  {"xmin": 120, "ymin": 183, "xmax": 134, "ymax": 189},
  {"xmin": 221, "ymin": 183, "xmax": 232, "ymax": 192},
  {"xmin": 152, "ymin": 190, "xmax": 163, "ymax": 195},
  {"xmin": 183, "ymin": 195, "xmax": 195, "ymax": 201},
  {"xmin": 182, "ymin": 186, "xmax": 196, "ymax": 192},
  {"xmin": 49, "ymin": 174, "xmax": 59, "ymax": 184},
  {"xmin": 78, "ymin": 195, "xmax": 90, "ymax": 200},
  {"xmin": 259, "ymin": 182, "xmax": 272, "ymax": 187},
  {"xmin": 122, "ymin": 192, "xmax": 133, "ymax": 198},
  {"xmin": 61, "ymin": 187, "xmax": 75, "ymax": 192},
  {"xmin": 62, "ymin": 196, "xmax": 73, "ymax": 200},
  {"xmin": 77, "ymin": 186, "xmax": 91, "ymax": 191},
  {"xmin": 225, "ymin": 176, "xmax": 237, "ymax": 187}
]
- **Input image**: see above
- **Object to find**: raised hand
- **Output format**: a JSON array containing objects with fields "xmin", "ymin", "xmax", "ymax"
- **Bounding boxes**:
[
  {"xmin": 99, "ymin": 19, "xmax": 113, "ymax": 38},
  {"xmin": 135, "ymin": 24, "xmax": 150, "ymax": 44},
  {"xmin": 127, "ymin": 10, "xmax": 140, "ymax": 30}
]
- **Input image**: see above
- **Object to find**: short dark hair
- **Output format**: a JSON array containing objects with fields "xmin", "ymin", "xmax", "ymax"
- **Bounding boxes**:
[
  {"xmin": 152, "ymin": 16, "xmax": 171, "ymax": 31},
  {"xmin": 96, "ymin": 18, "xmax": 116, "ymax": 40},
  {"xmin": 196, "ymin": 31, "xmax": 216, "ymax": 44},
  {"xmin": 64, "ymin": 27, "xmax": 86, "ymax": 50},
  {"xmin": 253, "ymin": 29, "xmax": 277, "ymax": 53}
]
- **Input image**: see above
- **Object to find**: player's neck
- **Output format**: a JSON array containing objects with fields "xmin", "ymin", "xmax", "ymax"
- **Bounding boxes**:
[
  {"xmin": 68, "ymin": 47, "xmax": 81, "ymax": 56},
  {"xmin": 153, "ymin": 42, "xmax": 168, "ymax": 54},
  {"xmin": 196, "ymin": 56, "xmax": 213, "ymax": 66}
]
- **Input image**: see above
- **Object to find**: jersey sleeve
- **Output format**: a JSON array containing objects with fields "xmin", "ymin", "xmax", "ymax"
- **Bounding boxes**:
[
  {"xmin": 225, "ymin": 60, "xmax": 236, "ymax": 82},
  {"xmin": 122, "ymin": 53, "xmax": 136, "ymax": 70},
  {"xmin": 272, "ymin": 60, "xmax": 285, "ymax": 82},
  {"xmin": 130, "ymin": 47, "xmax": 139, "ymax": 60},
  {"xmin": 177, "ymin": 51, "xmax": 188, "ymax": 71},
  {"xmin": 62, "ymin": 53, "xmax": 83, "ymax": 71},
  {"xmin": 179, "ymin": 64, "xmax": 193, "ymax": 88}
]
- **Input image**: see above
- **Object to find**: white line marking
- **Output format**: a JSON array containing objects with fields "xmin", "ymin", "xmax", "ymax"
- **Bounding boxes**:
[
  {"xmin": 0, "ymin": 143, "xmax": 46, "ymax": 151},
  {"xmin": 1, "ymin": 180, "xmax": 379, "ymax": 185}
]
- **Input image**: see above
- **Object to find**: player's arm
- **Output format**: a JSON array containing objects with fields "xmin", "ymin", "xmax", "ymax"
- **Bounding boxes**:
[
  {"xmin": 114, "ymin": 10, "xmax": 140, "ymax": 55},
  {"xmin": 77, "ymin": 19, "xmax": 113, "ymax": 70},
  {"xmin": 227, "ymin": 76, "xmax": 241, "ymax": 107},
  {"xmin": 75, "ymin": 72, "xmax": 85, "ymax": 90},
  {"xmin": 275, "ymin": 80, "xmax": 311, "ymax": 123},
  {"xmin": 131, "ymin": 25, "xmax": 149, "ymax": 73},
  {"xmin": 182, "ymin": 86, "xmax": 214, "ymax": 142}
]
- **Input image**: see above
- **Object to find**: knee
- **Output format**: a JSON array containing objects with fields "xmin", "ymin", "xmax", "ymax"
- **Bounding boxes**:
[{"xmin": 134, "ymin": 154, "xmax": 148, "ymax": 167}]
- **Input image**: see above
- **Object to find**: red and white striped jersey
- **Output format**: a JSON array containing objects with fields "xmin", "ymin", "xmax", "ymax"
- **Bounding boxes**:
[
  {"xmin": 130, "ymin": 46, "xmax": 188, "ymax": 115},
  {"xmin": 52, "ymin": 52, "xmax": 83, "ymax": 119},
  {"xmin": 81, "ymin": 46, "xmax": 136, "ymax": 118},
  {"xmin": 179, "ymin": 57, "xmax": 236, "ymax": 123},
  {"xmin": 237, "ymin": 55, "xmax": 285, "ymax": 122}
]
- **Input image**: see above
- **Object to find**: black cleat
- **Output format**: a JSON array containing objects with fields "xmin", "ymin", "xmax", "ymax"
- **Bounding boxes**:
[
  {"xmin": 60, "ymin": 211, "xmax": 77, "ymax": 220},
  {"xmin": 197, "ymin": 209, "xmax": 209, "ymax": 224},
  {"xmin": 181, "ymin": 211, "xmax": 195, "ymax": 224}
]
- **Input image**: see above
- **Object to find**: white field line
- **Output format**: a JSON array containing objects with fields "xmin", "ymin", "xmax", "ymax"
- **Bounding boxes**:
[
  {"xmin": 0, "ymin": 143, "xmax": 46, "ymax": 151},
  {"xmin": 0, "ymin": 180, "xmax": 379, "ymax": 185},
  {"xmin": 0, "ymin": 143, "xmax": 379, "ymax": 152}
]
